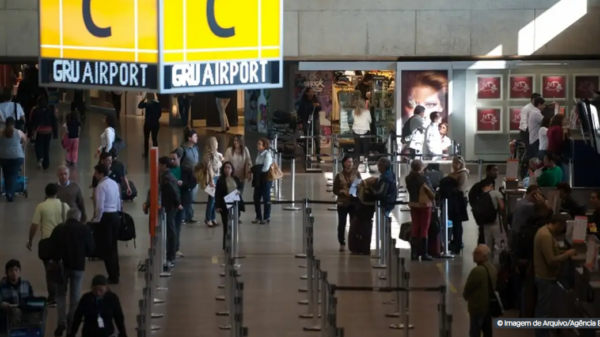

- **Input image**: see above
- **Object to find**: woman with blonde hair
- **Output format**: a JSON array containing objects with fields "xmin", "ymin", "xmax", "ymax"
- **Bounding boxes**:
[
  {"xmin": 224, "ymin": 134, "xmax": 252, "ymax": 185},
  {"xmin": 138, "ymin": 92, "xmax": 162, "ymax": 158},
  {"xmin": 201, "ymin": 136, "xmax": 223, "ymax": 227},
  {"xmin": 352, "ymin": 98, "xmax": 372, "ymax": 171}
]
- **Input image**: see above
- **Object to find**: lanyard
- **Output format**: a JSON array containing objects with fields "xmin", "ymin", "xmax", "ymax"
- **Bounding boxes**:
[{"xmin": 96, "ymin": 297, "xmax": 102, "ymax": 314}]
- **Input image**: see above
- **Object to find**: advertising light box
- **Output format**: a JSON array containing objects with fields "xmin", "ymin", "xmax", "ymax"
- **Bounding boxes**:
[{"xmin": 38, "ymin": 0, "xmax": 283, "ymax": 93}]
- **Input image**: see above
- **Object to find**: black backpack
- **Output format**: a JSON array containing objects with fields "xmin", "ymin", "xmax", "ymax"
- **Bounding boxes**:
[
  {"xmin": 401, "ymin": 116, "xmax": 415, "ymax": 143},
  {"xmin": 471, "ymin": 191, "xmax": 498, "ymax": 225},
  {"xmin": 118, "ymin": 212, "xmax": 136, "ymax": 244},
  {"xmin": 468, "ymin": 181, "xmax": 483, "ymax": 208}
]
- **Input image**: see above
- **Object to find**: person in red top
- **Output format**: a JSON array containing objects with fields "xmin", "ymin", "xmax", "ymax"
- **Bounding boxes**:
[{"xmin": 546, "ymin": 114, "xmax": 565, "ymax": 155}]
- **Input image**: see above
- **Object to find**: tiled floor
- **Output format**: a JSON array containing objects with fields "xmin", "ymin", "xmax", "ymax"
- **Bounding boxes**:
[{"xmin": 0, "ymin": 112, "xmax": 531, "ymax": 337}]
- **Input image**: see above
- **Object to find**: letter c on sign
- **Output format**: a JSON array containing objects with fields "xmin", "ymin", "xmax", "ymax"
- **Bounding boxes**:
[
  {"xmin": 82, "ymin": 0, "xmax": 112, "ymax": 38},
  {"xmin": 206, "ymin": 0, "xmax": 235, "ymax": 38}
]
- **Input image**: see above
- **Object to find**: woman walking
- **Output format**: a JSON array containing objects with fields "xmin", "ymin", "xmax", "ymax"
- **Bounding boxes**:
[
  {"xmin": 215, "ymin": 161, "xmax": 245, "ymax": 250},
  {"xmin": 251, "ymin": 138, "xmax": 273, "ymax": 224},
  {"xmin": 0, "ymin": 117, "xmax": 27, "ymax": 202},
  {"xmin": 445, "ymin": 156, "xmax": 469, "ymax": 254},
  {"xmin": 29, "ymin": 95, "xmax": 57, "ymax": 170},
  {"xmin": 201, "ymin": 136, "xmax": 223, "ymax": 227},
  {"xmin": 332, "ymin": 155, "xmax": 361, "ymax": 252},
  {"xmin": 180, "ymin": 128, "xmax": 200, "ymax": 223},
  {"xmin": 62, "ymin": 112, "xmax": 81, "ymax": 166},
  {"xmin": 351, "ymin": 98, "xmax": 371, "ymax": 170},
  {"xmin": 96, "ymin": 113, "xmax": 117, "ymax": 157}
]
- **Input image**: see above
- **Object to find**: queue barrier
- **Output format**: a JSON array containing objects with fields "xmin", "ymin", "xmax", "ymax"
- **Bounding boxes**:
[
  {"xmin": 216, "ymin": 203, "xmax": 248, "ymax": 337},
  {"xmin": 136, "ymin": 210, "xmax": 170, "ymax": 335},
  {"xmin": 299, "ymin": 213, "xmax": 452, "ymax": 336}
]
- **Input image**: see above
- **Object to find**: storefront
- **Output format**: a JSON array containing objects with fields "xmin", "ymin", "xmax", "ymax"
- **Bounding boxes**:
[{"xmin": 293, "ymin": 60, "xmax": 600, "ymax": 162}]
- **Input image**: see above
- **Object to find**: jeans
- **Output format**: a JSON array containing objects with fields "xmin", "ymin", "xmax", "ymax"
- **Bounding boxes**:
[
  {"xmin": 56, "ymin": 270, "xmax": 84, "ymax": 329},
  {"xmin": 352, "ymin": 131, "xmax": 371, "ymax": 164},
  {"xmin": 185, "ymin": 185, "xmax": 198, "ymax": 221},
  {"xmin": 0, "ymin": 157, "xmax": 23, "ymax": 198},
  {"xmin": 99, "ymin": 212, "xmax": 120, "ymax": 281},
  {"xmin": 220, "ymin": 210, "xmax": 229, "ymax": 250},
  {"xmin": 469, "ymin": 313, "xmax": 492, "ymax": 337},
  {"xmin": 254, "ymin": 181, "xmax": 273, "ymax": 220},
  {"xmin": 43, "ymin": 260, "xmax": 58, "ymax": 301},
  {"xmin": 177, "ymin": 96, "xmax": 190, "ymax": 127},
  {"xmin": 64, "ymin": 138, "xmax": 80, "ymax": 164},
  {"xmin": 165, "ymin": 209, "xmax": 177, "ymax": 261},
  {"xmin": 35, "ymin": 133, "xmax": 52, "ymax": 170},
  {"xmin": 337, "ymin": 204, "xmax": 354, "ymax": 245},
  {"xmin": 175, "ymin": 209, "xmax": 183, "ymax": 252},
  {"xmin": 451, "ymin": 220, "xmax": 463, "ymax": 252},
  {"xmin": 143, "ymin": 123, "xmax": 160, "ymax": 156},
  {"xmin": 205, "ymin": 177, "xmax": 218, "ymax": 222},
  {"xmin": 535, "ymin": 278, "xmax": 559, "ymax": 337}
]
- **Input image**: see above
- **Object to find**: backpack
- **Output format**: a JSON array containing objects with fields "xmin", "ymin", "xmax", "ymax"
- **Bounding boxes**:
[
  {"xmin": 118, "ymin": 211, "xmax": 136, "ymax": 244},
  {"xmin": 471, "ymin": 191, "xmax": 498, "ymax": 225},
  {"xmin": 468, "ymin": 181, "xmax": 483, "ymax": 208},
  {"xmin": 358, "ymin": 180, "xmax": 377, "ymax": 205},
  {"xmin": 401, "ymin": 116, "xmax": 415, "ymax": 143}
]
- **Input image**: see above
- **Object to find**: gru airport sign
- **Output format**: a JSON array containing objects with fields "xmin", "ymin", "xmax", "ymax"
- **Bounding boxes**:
[{"xmin": 38, "ymin": 0, "xmax": 283, "ymax": 93}]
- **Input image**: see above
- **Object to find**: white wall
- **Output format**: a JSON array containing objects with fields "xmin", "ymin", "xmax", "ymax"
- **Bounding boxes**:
[{"xmin": 2, "ymin": 0, "xmax": 600, "ymax": 58}]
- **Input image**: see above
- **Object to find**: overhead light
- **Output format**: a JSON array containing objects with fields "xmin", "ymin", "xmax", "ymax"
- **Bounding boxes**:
[{"xmin": 513, "ymin": 62, "xmax": 568, "ymax": 66}]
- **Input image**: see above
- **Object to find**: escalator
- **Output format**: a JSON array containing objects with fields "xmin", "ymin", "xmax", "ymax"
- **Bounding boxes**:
[{"xmin": 573, "ymin": 98, "xmax": 600, "ymax": 187}]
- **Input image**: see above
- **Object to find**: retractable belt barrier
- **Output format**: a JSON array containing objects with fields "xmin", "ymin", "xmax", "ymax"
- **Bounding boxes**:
[
  {"xmin": 298, "ymin": 214, "xmax": 452, "ymax": 336},
  {"xmin": 136, "ymin": 210, "xmax": 170, "ymax": 335},
  {"xmin": 216, "ymin": 202, "xmax": 248, "ymax": 337}
]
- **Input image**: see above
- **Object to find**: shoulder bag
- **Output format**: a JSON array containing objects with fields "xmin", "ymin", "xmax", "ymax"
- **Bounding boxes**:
[
  {"xmin": 38, "ymin": 202, "xmax": 66, "ymax": 261},
  {"xmin": 485, "ymin": 266, "xmax": 504, "ymax": 317},
  {"xmin": 13, "ymin": 102, "xmax": 24, "ymax": 131},
  {"xmin": 267, "ymin": 151, "xmax": 283, "ymax": 181}
]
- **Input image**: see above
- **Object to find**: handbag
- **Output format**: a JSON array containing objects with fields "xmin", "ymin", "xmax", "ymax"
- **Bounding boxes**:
[
  {"xmin": 485, "ymin": 266, "xmax": 504, "ymax": 317},
  {"xmin": 38, "ymin": 202, "xmax": 66, "ymax": 261},
  {"xmin": 13, "ymin": 102, "xmax": 25, "ymax": 131},
  {"xmin": 267, "ymin": 161, "xmax": 284, "ymax": 181}
]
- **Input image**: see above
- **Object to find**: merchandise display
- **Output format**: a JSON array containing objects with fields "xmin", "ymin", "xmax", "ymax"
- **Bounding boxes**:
[
  {"xmin": 476, "ymin": 75, "xmax": 503, "ymax": 100},
  {"xmin": 476, "ymin": 107, "xmax": 502, "ymax": 133},
  {"xmin": 542, "ymin": 75, "xmax": 567, "ymax": 99},
  {"xmin": 509, "ymin": 75, "xmax": 535, "ymax": 100},
  {"xmin": 574, "ymin": 75, "xmax": 600, "ymax": 99}
]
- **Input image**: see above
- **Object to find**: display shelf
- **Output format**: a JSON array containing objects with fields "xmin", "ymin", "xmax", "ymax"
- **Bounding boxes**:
[
  {"xmin": 337, "ymin": 89, "xmax": 360, "ymax": 136},
  {"xmin": 370, "ymin": 76, "xmax": 395, "ymax": 141}
]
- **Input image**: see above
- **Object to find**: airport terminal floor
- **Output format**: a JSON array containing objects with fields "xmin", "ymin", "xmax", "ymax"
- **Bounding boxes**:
[{"xmin": 0, "ymin": 113, "xmax": 530, "ymax": 337}]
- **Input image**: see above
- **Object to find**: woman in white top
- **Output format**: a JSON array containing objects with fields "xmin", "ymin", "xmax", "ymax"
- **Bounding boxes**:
[
  {"xmin": 351, "ymin": 98, "xmax": 372, "ymax": 169},
  {"xmin": 537, "ymin": 116, "xmax": 551, "ymax": 159},
  {"xmin": 224, "ymin": 135, "xmax": 252, "ymax": 187},
  {"xmin": 251, "ymin": 138, "xmax": 274, "ymax": 224},
  {"xmin": 96, "ymin": 113, "xmax": 117, "ymax": 157},
  {"xmin": 0, "ymin": 117, "xmax": 27, "ymax": 201},
  {"xmin": 202, "ymin": 136, "xmax": 223, "ymax": 227}
]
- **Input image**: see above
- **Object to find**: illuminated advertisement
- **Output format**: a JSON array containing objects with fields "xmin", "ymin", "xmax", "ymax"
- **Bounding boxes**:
[{"xmin": 38, "ymin": 0, "xmax": 283, "ymax": 93}]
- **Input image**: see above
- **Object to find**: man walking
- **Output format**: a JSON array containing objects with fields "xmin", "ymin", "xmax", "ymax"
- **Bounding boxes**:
[
  {"xmin": 56, "ymin": 165, "xmax": 87, "ymax": 223},
  {"xmin": 27, "ymin": 183, "xmax": 69, "ymax": 307},
  {"xmin": 92, "ymin": 164, "xmax": 121, "ymax": 284},
  {"xmin": 169, "ymin": 149, "xmax": 197, "ymax": 258},
  {"xmin": 50, "ymin": 208, "xmax": 94, "ymax": 337}
]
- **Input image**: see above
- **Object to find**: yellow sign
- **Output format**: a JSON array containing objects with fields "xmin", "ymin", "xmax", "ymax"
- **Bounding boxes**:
[
  {"xmin": 39, "ymin": 0, "xmax": 158, "ymax": 63},
  {"xmin": 162, "ymin": 0, "xmax": 281, "ymax": 63}
]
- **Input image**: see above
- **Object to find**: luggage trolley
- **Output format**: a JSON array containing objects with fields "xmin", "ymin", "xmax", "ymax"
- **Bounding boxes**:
[
  {"xmin": 0, "ymin": 143, "xmax": 29, "ymax": 198},
  {"xmin": 6, "ymin": 297, "xmax": 48, "ymax": 337}
]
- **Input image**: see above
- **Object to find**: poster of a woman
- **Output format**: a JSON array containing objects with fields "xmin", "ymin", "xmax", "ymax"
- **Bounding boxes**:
[{"xmin": 401, "ymin": 70, "xmax": 449, "ymax": 125}]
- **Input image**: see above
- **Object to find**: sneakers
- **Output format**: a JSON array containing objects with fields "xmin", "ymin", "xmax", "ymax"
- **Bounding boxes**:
[
  {"xmin": 48, "ymin": 300, "xmax": 57, "ymax": 307},
  {"xmin": 176, "ymin": 251, "xmax": 184, "ymax": 259},
  {"xmin": 37, "ymin": 159, "xmax": 43, "ymax": 170},
  {"xmin": 185, "ymin": 219, "xmax": 198, "ymax": 224}
]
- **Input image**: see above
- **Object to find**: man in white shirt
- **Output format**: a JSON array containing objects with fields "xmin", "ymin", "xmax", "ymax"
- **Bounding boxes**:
[
  {"xmin": 0, "ymin": 89, "xmax": 25, "ymax": 127},
  {"xmin": 519, "ymin": 93, "xmax": 541, "ymax": 148},
  {"xmin": 527, "ymin": 97, "xmax": 546, "ymax": 159},
  {"xmin": 93, "ymin": 163, "xmax": 122, "ymax": 284}
]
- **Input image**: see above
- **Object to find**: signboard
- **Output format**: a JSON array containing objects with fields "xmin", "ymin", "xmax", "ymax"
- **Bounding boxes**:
[{"xmin": 38, "ymin": 0, "xmax": 283, "ymax": 93}]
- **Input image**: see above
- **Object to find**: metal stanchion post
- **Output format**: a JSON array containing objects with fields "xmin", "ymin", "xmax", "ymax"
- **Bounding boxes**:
[
  {"xmin": 327, "ymin": 158, "xmax": 338, "ymax": 211},
  {"xmin": 284, "ymin": 158, "xmax": 301, "ymax": 211},
  {"xmin": 385, "ymin": 249, "xmax": 400, "ymax": 317},
  {"xmin": 299, "ymin": 234, "xmax": 314, "ymax": 297},
  {"xmin": 234, "ymin": 281, "xmax": 244, "ymax": 337},
  {"xmin": 301, "ymin": 216, "xmax": 315, "ymax": 280},
  {"xmin": 390, "ymin": 261, "xmax": 414, "ymax": 330},
  {"xmin": 231, "ymin": 202, "xmax": 244, "ymax": 259},
  {"xmin": 304, "ymin": 270, "xmax": 325, "ymax": 331},
  {"xmin": 568, "ymin": 159, "xmax": 573, "ymax": 187},
  {"xmin": 217, "ymin": 257, "xmax": 234, "ymax": 321},
  {"xmin": 327, "ymin": 157, "xmax": 337, "ymax": 190},
  {"xmin": 295, "ymin": 199, "xmax": 309, "ymax": 258},
  {"xmin": 438, "ymin": 286, "xmax": 447, "ymax": 337},
  {"xmin": 159, "ymin": 213, "xmax": 172, "ymax": 277},
  {"xmin": 439, "ymin": 199, "xmax": 454, "ymax": 259},
  {"xmin": 477, "ymin": 159, "xmax": 483, "ymax": 181},
  {"xmin": 327, "ymin": 296, "xmax": 337, "ymax": 337},
  {"xmin": 373, "ymin": 202, "xmax": 385, "ymax": 266}
]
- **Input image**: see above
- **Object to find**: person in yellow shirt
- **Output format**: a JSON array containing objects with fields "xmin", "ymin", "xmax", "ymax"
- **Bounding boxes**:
[{"xmin": 26, "ymin": 183, "xmax": 69, "ymax": 307}]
